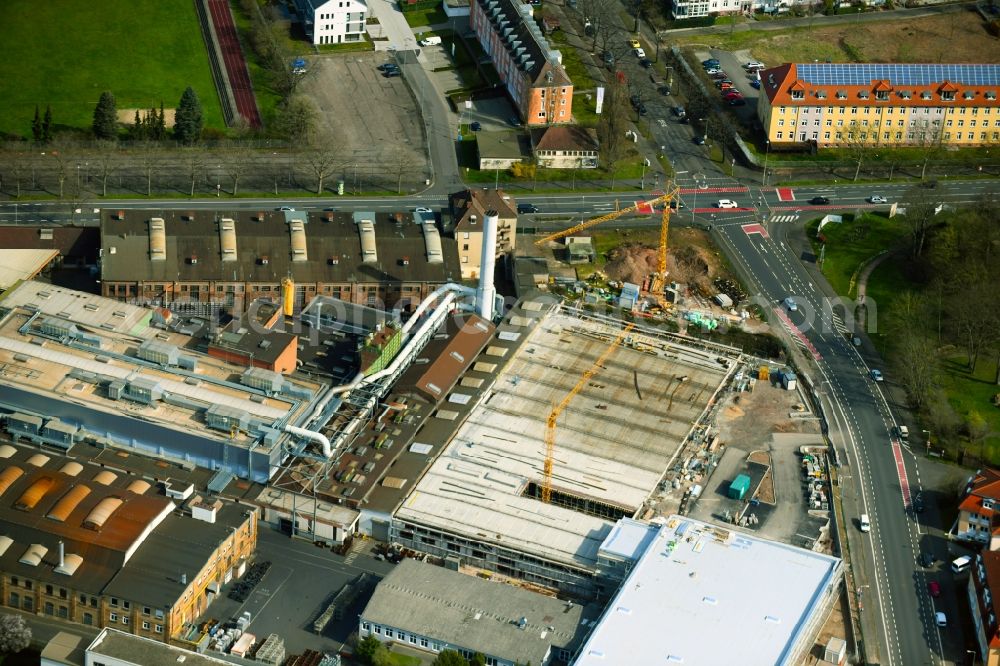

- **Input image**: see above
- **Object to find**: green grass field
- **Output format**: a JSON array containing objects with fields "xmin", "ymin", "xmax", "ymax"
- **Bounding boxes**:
[
  {"xmin": 806, "ymin": 213, "xmax": 908, "ymax": 297},
  {"xmin": 0, "ymin": 0, "xmax": 224, "ymax": 138}
]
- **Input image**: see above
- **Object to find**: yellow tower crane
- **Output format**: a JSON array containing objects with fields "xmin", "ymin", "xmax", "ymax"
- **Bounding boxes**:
[
  {"xmin": 533, "ymin": 185, "xmax": 680, "ymax": 298},
  {"xmin": 541, "ymin": 322, "xmax": 635, "ymax": 504}
]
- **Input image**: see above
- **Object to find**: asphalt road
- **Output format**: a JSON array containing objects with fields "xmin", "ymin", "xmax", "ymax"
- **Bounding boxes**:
[{"xmin": 2, "ymin": 172, "xmax": 1000, "ymax": 666}]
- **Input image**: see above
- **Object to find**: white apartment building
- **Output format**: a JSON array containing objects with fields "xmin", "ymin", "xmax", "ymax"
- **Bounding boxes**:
[{"xmin": 296, "ymin": 0, "xmax": 367, "ymax": 45}]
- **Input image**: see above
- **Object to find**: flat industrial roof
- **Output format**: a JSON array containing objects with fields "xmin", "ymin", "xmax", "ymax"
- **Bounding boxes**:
[
  {"xmin": 99, "ymin": 209, "xmax": 463, "ymax": 286},
  {"xmin": 0, "ymin": 280, "xmax": 156, "ymax": 337},
  {"xmin": 395, "ymin": 309, "xmax": 734, "ymax": 569},
  {"xmin": 0, "ymin": 250, "xmax": 59, "ymax": 290},
  {"xmin": 0, "ymin": 290, "xmax": 322, "ymax": 451},
  {"xmin": 87, "ymin": 628, "xmax": 234, "ymax": 666},
  {"xmin": 361, "ymin": 559, "xmax": 598, "ymax": 666},
  {"xmin": 574, "ymin": 516, "xmax": 843, "ymax": 666}
]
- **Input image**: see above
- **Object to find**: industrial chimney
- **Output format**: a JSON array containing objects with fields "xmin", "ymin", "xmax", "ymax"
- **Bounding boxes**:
[
  {"xmin": 477, "ymin": 210, "xmax": 499, "ymax": 320},
  {"xmin": 58, "ymin": 541, "xmax": 65, "ymax": 568}
]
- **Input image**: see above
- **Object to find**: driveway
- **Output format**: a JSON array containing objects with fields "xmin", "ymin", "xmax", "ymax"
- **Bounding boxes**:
[{"xmin": 366, "ymin": 0, "xmax": 418, "ymax": 51}]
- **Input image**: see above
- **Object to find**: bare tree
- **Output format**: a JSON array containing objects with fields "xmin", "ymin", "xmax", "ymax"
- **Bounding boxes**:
[
  {"xmin": 893, "ymin": 331, "xmax": 937, "ymax": 409},
  {"xmin": 5, "ymin": 148, "xmax": 26, "ymax": 198},
  {"xmin": 596, "ymin": 77, "xmax": 632, "ymax": 187},
  {"xmin": 46, "ymin": 142, "xmax": 74, "ymax": 198},
  {"xmin": 93, "ymin": 141, "xmax": 118, "ymax": 197},
  {"xmin": 843, "ymin": 120, "xmax": 875, "ymax": 182},
  {"xmin": 222, "ymin": 143, "xmax": 255, "ymax": 197},
  {"xmin": 0, "ymin": 614, "xmax": 31, "ymax": 654},
  {"xmin": 134, "ymin": 142, "xmax": 162, "ymax": 197},
  {"xmin": 389, "ymin": 148, "xmax": 418, "ymax": 195},
  {"xmin": 915, "ymin": 124, "xmax": 943, "ymax": 181},
  {"xmin": 179, "ymin": 148, "xmax": 206, "ymax": 197},
  {"xmin": 900, "ymin": 183, "xmax": 941, "ymax": 258},
  {"xmin": 274, "ymin": 95, "xmax": 319, "ymax": 147},
  {"xmin": 304, "ymin": 149, "xmax": 341, "ymax": 194}
]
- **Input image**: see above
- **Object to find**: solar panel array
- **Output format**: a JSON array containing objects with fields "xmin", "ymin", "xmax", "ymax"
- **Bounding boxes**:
[{"xmin": 796, "ymin": 64, "xmax": 1000, "ymax": 87}]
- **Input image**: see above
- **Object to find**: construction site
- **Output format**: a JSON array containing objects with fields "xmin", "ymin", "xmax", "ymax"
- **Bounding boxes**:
[{"xmin": 391, "ymin": 305, "xmax": 741, "ymax": 597}]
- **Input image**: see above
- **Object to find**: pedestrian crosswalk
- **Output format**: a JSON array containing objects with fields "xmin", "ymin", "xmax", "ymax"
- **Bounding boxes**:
[
  {"xmin": 768, "ymin": 214, "xmax": 800, "ymax": 224},
  {"xmin": 831, "ymin": 312, "xmax": 850, "ymax": 336}
]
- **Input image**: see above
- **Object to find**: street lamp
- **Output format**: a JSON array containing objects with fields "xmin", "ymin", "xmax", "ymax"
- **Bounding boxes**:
[
  {"xmin": 967, "ymin": 649, "xmax": 978, "ymax": 666},
  {"xmin": 763, "ymin": 140, "xmax": 770, "ymax": 186},
  {"xmin": 922, "ymin": 429, "xmax": 932, "ymax": 456}
]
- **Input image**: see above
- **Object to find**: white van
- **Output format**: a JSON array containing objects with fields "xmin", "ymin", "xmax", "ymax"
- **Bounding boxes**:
[
  {"xmin": 895, "ymin": 425, "xmax": 909, "ymax": 440},
  {"xmin": 419, "ymin": 36, "xmax": 442, "ymax": 46},
  {"xmin": 860, "ymin": 514, "xmax": 871, "ymax": 532},
  {"xmin": 951, "ymin": 555, "xmax": 972, "ymax": 574}
]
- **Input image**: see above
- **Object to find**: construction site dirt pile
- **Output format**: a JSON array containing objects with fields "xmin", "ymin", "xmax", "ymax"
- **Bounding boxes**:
[{"xmin": 603, "ymin": 243, "xmax": 716, "ymax": 285}]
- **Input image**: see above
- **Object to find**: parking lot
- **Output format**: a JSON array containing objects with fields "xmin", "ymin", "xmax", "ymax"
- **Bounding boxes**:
[
  {"xmin": 302, "ymin": 52, "xmax": 427, "ymax": 170},
  {"xmin": 195, "ymin": 527, "xmax": 395, "ymax": 657}
]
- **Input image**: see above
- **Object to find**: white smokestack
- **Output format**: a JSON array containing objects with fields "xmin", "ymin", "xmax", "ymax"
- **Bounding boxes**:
[
  {"xmin": 59, "ymin": 541, "xmax": 64, "ymax": 568},
  {"xmin": 477, "ymin": 210, "xmax": 499, "ymax": 320}
]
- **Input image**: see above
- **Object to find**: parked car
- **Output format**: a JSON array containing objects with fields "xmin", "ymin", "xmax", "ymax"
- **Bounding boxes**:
[
  {"xmin": 277, "ymin": 206, "xmax": 295, "ymax": 211},
  {"xmin": 810, "ymin": 196, "xmax": 830, "ymax": 205},
  {"xmin": 870, "ymin": 368, "xmax": 884, "ymax": 381},
  {"xmin": 869, "ymin": 195, "xmax": 888, "ymax": 203},
  {"xmin": 724, "ymin": 91, "xmax": 742, "ymax": 100},
  {"xmin": 383, "ymin": 69, "xmax": 401, "ymax": 78},
  {"xmin": 920, "ymin": 552, "xmax": 936, "ymax": 568},
  {"xmin": 935, "ymin": 611, "xmax": 947, "ymax": 627},
  {"xmin": 750, "ymin": 79, "xmax": 761, "ymax": 89},
  {"xmin": 634, "ymin": 47, "xmax": 646, "ymax": 58},
  {"xmin": 470, "ymin": 121, "xmax": 482, "ymax": 131},
  {"xmin": 414, "ymin": 207, "xmax": 433, "ymax": 214},
  {"xmin": 636, "ymin": 103, "xmax": 648, "ymax": 115},
  {"xmin": 706, "ymin": 68, "xmax": 722, "ymax": 75},
  {"xmin": 377, "ymin": 63, "xmax": 399, "ymax": 72},
  {"xmin": 913, "ymin": 492, "xmax": 925, "ymax": 513},
  {"xmin": 716, "ymin": 199, "xmax": 738, "ymax": 209},
  {"xmin": 628, "ymin": 38, "xmax": 641, "ymax": 49},
  {"xmin": 711, "ymin": 72, "xmax": 728, "ymax": 80},
  {"xmin": 693, "ymin": 136, "xmax": 705, "ymax": 145},
  {"xmin": 928, "ymin": 581, "xmax": 941, "ymax": 597},
  {"xmin": 672, "ymin": 106, "xmax": 686, "ymax": 117},
  {"xmin": 517, "ymin": 203, "xmax": 539, "ymax": 214},
  {"xmin": 658, "ymin": 85, "xmax": 672, "ymax": 96},
  {"xmin": 744, "ymin": 60, "xmax": 765, "ymax": 69},
  {"xmin": 702, "ymin": 58, "xmax": 720, "ymax": 67},
  {"xmin": 639, "ymin": 58, "xmax": 653, "ymax": 69},
  {"xmin": 603, "ymin": 51, "xmax": 615, "ymax": 68}
]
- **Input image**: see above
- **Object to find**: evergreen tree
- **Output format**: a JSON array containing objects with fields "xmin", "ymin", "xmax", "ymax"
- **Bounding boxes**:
[
  {"xmin": 92, "ymin": 91, "xmax": 118, "ymax": 140},
  {"xmin": 42, "ymin": 105, "xmax": 53, "ymax": 142},
  {"xmin": 31, "ymin": 106, "xmax": 42, "ymax": 142},
  {"xmin": 174, "ymin": 87, "xmax": 203, "ymax": 144},
  {"xmin": 157, "ymin": 101, "xmax": 167, "ymax": 140},
  {"xmin": 131, "ymin": 110, "xmax": 143, "ymax": 141}
]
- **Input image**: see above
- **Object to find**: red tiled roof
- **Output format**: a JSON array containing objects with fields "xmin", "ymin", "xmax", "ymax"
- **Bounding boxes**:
[{"xmin": 971, "ymin": 468, "xmax": 1000, "ymax": 501}]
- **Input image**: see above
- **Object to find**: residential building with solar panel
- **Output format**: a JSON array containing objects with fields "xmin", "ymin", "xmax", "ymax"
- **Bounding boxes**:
[{"xmin": 758, "ymin": 63, "xmax": 1000, "ymax": 148}]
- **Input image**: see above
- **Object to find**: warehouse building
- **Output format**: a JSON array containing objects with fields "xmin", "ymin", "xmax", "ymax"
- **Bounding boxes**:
[
  {"xmin": 759, "ymin": 63, "xmax": 1000, "ymax": 149},
  {"xmin": 0, "ymin": 444, "xmax": 258, "ymax": 642},
  {"xmin": 389, "ymin": 304, "xmax": 738, "ymax": 596},
  {"xmin": 359, "ymin": 559, "xmax": 599, "ymax": 666},
  {"xmin": 574, "ymin": 516, "xmax": 842, "ymax": 665},
  {"xmin": 99, "ymin": 209, "xmax": 462, "ymax": 314},
  {"xmin": 0, "ymin": 281, "xmax": 323, "ymax": 483}
]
